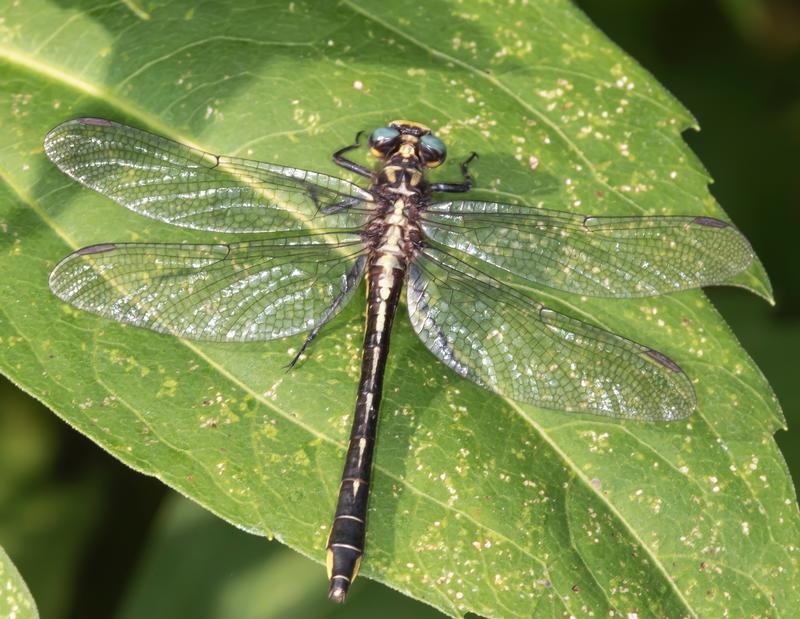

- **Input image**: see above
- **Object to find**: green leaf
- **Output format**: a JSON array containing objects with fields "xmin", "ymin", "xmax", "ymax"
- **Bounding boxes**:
[
  {"xmin": 0, "ymin": 545, "xmax": 39, "ymax": 619},
  {"xmin": 0, "ymin": 1, "xmax": 795, "ymax": 617}
]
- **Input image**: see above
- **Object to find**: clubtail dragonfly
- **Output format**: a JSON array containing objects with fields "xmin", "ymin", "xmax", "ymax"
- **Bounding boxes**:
[{"xmin": 45, "ymin": 118, "xmax": 761, "ymax": 603}]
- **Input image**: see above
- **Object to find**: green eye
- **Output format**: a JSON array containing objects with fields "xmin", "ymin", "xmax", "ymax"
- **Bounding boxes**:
[
  {"xmin": 368, "ymin": 127, "xmax": 400, "ymax": 151},
  {"xmin": 420, "ymin": 133, "xmax": 447, "ymax": 165}
]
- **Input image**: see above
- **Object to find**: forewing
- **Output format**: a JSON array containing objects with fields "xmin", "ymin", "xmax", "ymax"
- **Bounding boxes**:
[
  {"xmin": 422, "ymin": 200, "xmax": 756, "ymax": 297},
  {"xmin": 44, "ymin": 118, "xmax": 370, "ymax": 233},
  {"xmin": 50, "ymin": 234, "xmax": 366, "ymax": 342},
  {"xmin": 407, "ymin": 247, "xmax": 696, "ymax": 420}
]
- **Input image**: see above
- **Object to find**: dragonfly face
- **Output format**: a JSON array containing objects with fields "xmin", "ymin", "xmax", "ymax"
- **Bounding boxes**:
[
  {"xmin": 43, "ymin": 117, "xmax": 765, "ymax": 603},
  {"xmin": 367, "ymin": 120, "xmax": 447, "ymax": 168}
]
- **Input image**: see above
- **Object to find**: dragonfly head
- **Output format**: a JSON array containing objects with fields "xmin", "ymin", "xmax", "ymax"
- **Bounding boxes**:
[{"xmin": 367, "ymin": 120, "xmax": 447, "ymax": 168}]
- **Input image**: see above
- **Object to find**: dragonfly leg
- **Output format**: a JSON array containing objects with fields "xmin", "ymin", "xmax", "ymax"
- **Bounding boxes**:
[
  {"xmin": 286, "ymin": 321, "xmax": 324, "ymax": 369},
  {"xmin": 430, "ymin": 151, "xmax": 478, "ymax": 193},
  {"xmin": 305, "ymin": 185, "xmax": 361, "ymax": 216},
  {"xmin": 286, "ymin": 256, "xmax": 367, "ymax": 370},
  {"xmin": 320, "ymin": 197, "xmax": 361, "ymax": 215},
  {"xmin": 333, "ymin": 131, "xmax": 372, "ymax": 178}
]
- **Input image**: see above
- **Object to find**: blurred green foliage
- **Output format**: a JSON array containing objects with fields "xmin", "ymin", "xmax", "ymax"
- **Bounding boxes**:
[{"xmin": 1, "ymin": 1, "xmax": 797, "ymax": 617}]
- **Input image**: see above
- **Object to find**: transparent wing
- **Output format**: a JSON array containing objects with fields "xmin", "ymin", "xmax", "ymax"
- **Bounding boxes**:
[
  {"xmin": 422, "ymin": 200, "xmax": 756, "ymax": 297},
  {"xmin": 50, "ymin": 233, "xmax": 366, "ymax": 342},
  {"xmin": 44, "ymin": 118, "xmax": 370, "ymax": 233},
  {"xmin": 408, "ymin": 247, "xmax": 696, "ymax": 420}
]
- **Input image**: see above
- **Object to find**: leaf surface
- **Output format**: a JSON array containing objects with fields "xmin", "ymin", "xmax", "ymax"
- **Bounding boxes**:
[
  {"xmin": 0, "ymin": 1, "xmax": 796, "ymax": 617},
  {"xmin": 0, "ymin": 545, "xmax": 38, "ymax": 619}
]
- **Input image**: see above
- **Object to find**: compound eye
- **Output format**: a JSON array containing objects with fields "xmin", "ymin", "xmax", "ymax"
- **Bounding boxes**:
[
  {"xmin": 419, "ymin": 133, "xmax": 447, "ymax": 167},
  {"xmin": 368, "ymin": 127, "xmax": 401, "ymax": 157}
]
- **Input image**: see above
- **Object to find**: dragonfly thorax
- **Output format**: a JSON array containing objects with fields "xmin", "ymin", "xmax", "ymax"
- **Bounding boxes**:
[
  {"xmin": 371, "ymin": 158, "xmax": 428, "ymax": 200},
  {"xmin": 364, "ymin": 196, "xmax": 422, "ymax": 262}
]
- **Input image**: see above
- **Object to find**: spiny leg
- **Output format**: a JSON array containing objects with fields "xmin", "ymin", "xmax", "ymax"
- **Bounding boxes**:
[
  {"xmin": 319, "ymin": 196, "xmax": 363, "ymax": 216},
  {"xmin": 287, "ymin": 318, "xmax": 326, "ymax": 370},
  {"xmin": 302, "ymin": 184, "xmax": 362, "ymax": 217},
  {"xmin": 430, "ymin": 151, "xmax": 478, "ymax": 193},
  {"xmin": 333, "ymin": 130, "xmax": 372, "ymax": 178},
  {"xmin": 287, "ymin": 256, "xmax": 367, "ymax": 369}
]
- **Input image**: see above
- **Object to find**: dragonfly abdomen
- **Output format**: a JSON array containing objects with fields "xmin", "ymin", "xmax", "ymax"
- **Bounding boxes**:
[{"xmin": 326, "ymin": 245, "xmax": 407, "ymax": 603}]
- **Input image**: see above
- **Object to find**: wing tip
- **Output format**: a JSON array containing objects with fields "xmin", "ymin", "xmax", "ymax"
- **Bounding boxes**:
[
  {"xmin": 641, "ymin": 348, "xmax": 697, "ymax": 421},
  {"xmin": 44, "ymin": 117, "xmax": 116, "ymax": 153},
  {"xmin": 76, "ymin": 242, "xmax": 118, "ymax": 256},
  {"xmin": 48, "ymin": 244, "xmax": 118, "ymax": 293},
  {"xmin": 643, "ymin": 348, "xmax": 683, "ymax": 373},
  {"xmin": 76, "ymin": 117, "xmax": 115, "ymax": 127},
  {"xmin": 691, "ymin": 216, "xmax": 729, "ymax": 229}
]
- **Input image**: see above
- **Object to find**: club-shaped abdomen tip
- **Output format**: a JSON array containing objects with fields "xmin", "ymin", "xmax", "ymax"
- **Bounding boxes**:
[{"xmin": 328, "ymin": 578, "xmax": 349, "ymax": 603}]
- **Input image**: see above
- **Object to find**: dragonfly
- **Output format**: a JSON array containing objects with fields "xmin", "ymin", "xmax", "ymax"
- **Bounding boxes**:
[{"xmin": 44, "ymin": 117, "xmax": 761, "ymax": 603}]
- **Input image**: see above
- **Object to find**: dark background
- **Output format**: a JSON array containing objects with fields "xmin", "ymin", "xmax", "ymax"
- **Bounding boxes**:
[{"xmin": 2, "ymin": 1, "xmax": 798, "ymax": 617}]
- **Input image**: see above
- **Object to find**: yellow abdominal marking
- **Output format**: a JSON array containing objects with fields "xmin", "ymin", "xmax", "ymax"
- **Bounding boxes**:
[
  {"xmin": 378, "ymin": 199, "xmax": 408, "ymax": 254},
  {"xmin": 371, "ymin": 199, "xmax": 406, "ymax": 339},
  {"xmin": 326, "ymin": 548, "xmax": 334, "ymax": 578},
  {"xmin": 357, "ymin": 437, "xmax": 367, "ymax": 467},
  {"xmin": 381, "ymin": 225, "xmax": 403, "ymax": 250},
  {"xmin": 375, "ymin": 296, "xmax": 388, "ymax": 332},
  {"xmin": 370, "ymin": 345, "xmax": 381, "ymax": 373}
]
